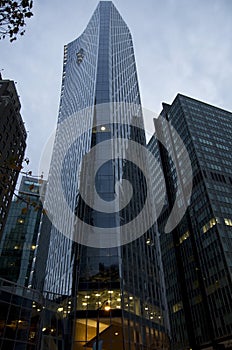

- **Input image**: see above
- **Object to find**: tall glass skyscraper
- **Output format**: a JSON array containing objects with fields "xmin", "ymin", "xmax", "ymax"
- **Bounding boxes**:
[
  {"xmin": 0, "ymin": 176, "xmax": 46, "ymax": 287},
  {"xmin": 149, "ymin": 94, "xmax": 232, "ymax": 350},
  {"xmin": 42, "ymin": 2, "xmax": 169, "ymax": 349}
]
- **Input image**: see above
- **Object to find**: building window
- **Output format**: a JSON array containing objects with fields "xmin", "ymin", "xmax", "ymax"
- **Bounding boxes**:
[
  {"xmin": 179, "ymin": 230, "xmax": 190, "ymax": 244},
  {"xmin": 172, "ymin": 302, "xmax": 183, "ymax": 313},
  {"xmin": 224, "ymin": 218, "xmax": 232, "ymax": 226},
  {"xmin": 202, "ymin": 217, "xmax": 220, "ymax": 233}
]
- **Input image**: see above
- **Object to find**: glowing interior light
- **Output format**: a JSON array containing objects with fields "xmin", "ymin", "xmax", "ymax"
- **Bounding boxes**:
[{"xmin": 104, "ymin": 304, "xmax": 111, "ymax": 311}]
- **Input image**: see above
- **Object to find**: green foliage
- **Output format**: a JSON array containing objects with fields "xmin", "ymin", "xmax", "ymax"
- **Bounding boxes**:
[{"xmin": 0, "ymin": 0, "xmax": 33, "ymax": 42}]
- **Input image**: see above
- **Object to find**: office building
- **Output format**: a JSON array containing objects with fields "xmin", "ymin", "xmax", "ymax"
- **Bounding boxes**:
[
  {"xmin": 149, "ymin": 94, "xmax": 232, "ymax": 349},
  {"xmin": 43, "ymin": 2, "xmax": 170, "ymax": 349},
  {"xmin": 0, "ymin": 74, "xmax": 27, "ymax": 240},
  {"xmin": 0, "ymin": 277, "xmax": 68, "ymax": 350},
  {"xmin": 0, "ymin": 176, "xmax": 46, "ymax": 288}
]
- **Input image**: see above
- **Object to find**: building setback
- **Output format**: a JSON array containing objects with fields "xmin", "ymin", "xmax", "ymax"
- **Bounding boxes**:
[
  {"xmin": 149, "ymin": 94, "xmax": 232, "ymax": 350},
  {"xmin": 0, "ymin": 74, "xmax": 27, "ymax": 240},
  {"xmin": 42, "ymin": 2, "xmax": 170, "ymax": 349}
]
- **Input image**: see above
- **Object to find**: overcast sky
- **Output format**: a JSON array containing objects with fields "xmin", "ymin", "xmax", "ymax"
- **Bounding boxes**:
[{"xmin": 1, "ymin": 0, "xmax": 232, "ymax": 178}]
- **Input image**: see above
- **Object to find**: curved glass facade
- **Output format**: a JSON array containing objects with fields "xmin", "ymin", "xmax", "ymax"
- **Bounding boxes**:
[{"xmin": 43, "ymin": 2, "xmax": 170, "ymax": 349}]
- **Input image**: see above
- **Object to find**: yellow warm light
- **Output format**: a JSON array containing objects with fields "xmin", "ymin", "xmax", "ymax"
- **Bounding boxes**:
[
  {"xmin": 104, "ymin": 304, "xmax": 110, "ymax": 311},
  {"xmin": 224, "ymin": 218, "xmax": 232, "ymax": 226},
  {"xmin": 57, "ymin": 307, "xmax": 63, "ymax": 312}
]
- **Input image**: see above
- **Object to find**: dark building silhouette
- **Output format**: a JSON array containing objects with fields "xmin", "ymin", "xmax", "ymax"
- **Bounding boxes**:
[
  {"xmin": 148, "ymin": 94, "xmax": 232, "ymax": 350},
  {"xmin": 0, "ymin": 74, "xmax": 27, "ymax": 240}
]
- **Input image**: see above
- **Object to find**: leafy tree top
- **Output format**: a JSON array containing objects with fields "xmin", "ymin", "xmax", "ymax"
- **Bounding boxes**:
[{"xmin": 0, "ymin": 0, "xmax": 33, "ymax": 42}]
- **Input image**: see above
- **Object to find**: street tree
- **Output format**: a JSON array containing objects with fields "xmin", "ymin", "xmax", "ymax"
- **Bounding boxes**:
[{"xmin": 0, "ymin": 0, "xmax": 33, "ymax": 42}]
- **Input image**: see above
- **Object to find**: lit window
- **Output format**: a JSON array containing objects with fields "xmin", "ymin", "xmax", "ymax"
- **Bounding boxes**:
[
  {"xmin": 172, "ymin": 302, "xmax": 183, "ymax": 313},
  {"xmin": 179, "ymin": 230, "xmax": 190, "ymax": 244},
  {"xmin": 202, "ymin": 217, "xmax": 220, "ymax": 233},
  {"xmin": 224, "ymin": 218, "xmax": 232, "ymax": 226}
]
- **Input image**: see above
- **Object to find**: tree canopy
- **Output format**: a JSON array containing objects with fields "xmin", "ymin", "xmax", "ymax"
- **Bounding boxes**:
[{"xmin": 0, "ymin": 0, "xmax": 33, "ymax": 42}]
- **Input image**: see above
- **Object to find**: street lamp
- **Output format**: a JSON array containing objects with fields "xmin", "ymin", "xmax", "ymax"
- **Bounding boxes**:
[{"xmin": 95, "ymin": 300, "xmax": 110, "ymax": 350}]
